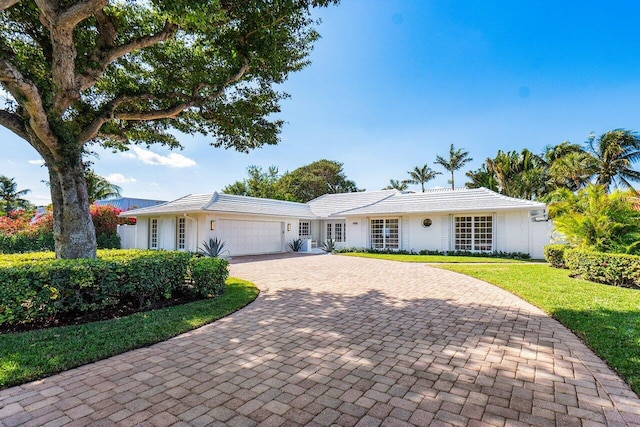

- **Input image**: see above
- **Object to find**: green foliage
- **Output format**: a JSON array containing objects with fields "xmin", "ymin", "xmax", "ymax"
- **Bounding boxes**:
[
  {"xmin": 288, "ymin": 238, "xmax": 303, "ymax": 252},
  {"xmin": 0, "ymin": 250, "xmax": 217, "ymax": 326},
  {"xmin": 278, "ymin": 159, "xmax": 361, "ymax": 202},
  {"xmin": 198, "ymin": 237, "xmax": 229, "ymax": 258},
  {"xmin": 406, "ymin": 164, "xmax": 441, "ymax": 192},
  {"xmin": 0, "ymin": 176, "xmax": 31, "ymax": 216},
  {"xmin": 222, "ymin": 165, "xmax": 285, "ymax": 199},
  {"xmin": 587, "ymin": 129, "xmax": 640, "ymax": 190},
  {"xmin": 564, "ymin": 249, "xmax": 640, "ymax": 289},
  {"xmin": 337, "ymin": 247, "xmax": 531, "ymax": 259},
  {"xmin": 382, "ymin": 179, "xmax": 408, "ymax": 191},
  {"xmin": 543, "ymin": 244, "xmax": 569, "ymax": 268},
  {"xmin": 339, "ymin": 252, "xmax": 527, "ymax": 264},
  {"xmin": 188, "ymin": 257, "xmax": 229, "ymax": 298},
  {"xmin": 223, "ymin": 160, "xmax": 361, "ymax": 202},
  {"xmin": 0, "ymin": 278, "xmax": 258, "ymax": 388},
  {"xmin": 85, "ymin": 171, "xmax": 122, "ymax": 203},
  {"xmin": 548, "ymin": 184, "xmax": 640, "ymax": 253}
]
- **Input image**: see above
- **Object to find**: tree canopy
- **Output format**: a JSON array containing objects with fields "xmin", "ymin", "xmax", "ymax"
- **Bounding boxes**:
[
  {"xmin": 0, "ymin": 0, "xmax": 337, "ymax": 258},
  {"xmin": 223, "ymin": 159, "xmax": 361, "ymax": 203}
]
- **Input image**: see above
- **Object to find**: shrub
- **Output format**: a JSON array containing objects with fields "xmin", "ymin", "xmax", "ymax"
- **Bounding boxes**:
[
  {"xmin": 198, "ymin": 237, "xmax": 229, "ymax": 258},
  {"xmin": 336, "ymin": 247, "xmax": 531, "ymax": 259},
  {"xmin": 188, "ymin": 257, "xmax": 229, "ymax": 298},
  {"xmin": 544, "ymin": 244, "xmax": 569, "ymax": 268},
  {"xmin": 288, "ymin": 238, "xmax": 303, "ymax": 252},
  {"xmin": 564, "ymin": 249, "xmax": 640, "ymax": 289},
  {"xmin": 321, "ymin": 238, "xmax": 336, "ymax": 253},
  {"xmin": 0, "ymin": 250, "xmax": 209, "ymax": 326}
]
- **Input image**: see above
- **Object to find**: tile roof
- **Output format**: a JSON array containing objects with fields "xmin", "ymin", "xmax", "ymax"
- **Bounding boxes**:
[
  {"xmin": 307, "ymin": 190, "xmax": 399, "ymax": 217},
  {"xmin": 122, "ymin": 192, "xmax": 315, "ymax": 218},
  {"xmin": 203, "ymin": 193, "xmax": 315, "ymax": 218},
  {"xmin": 121, "ymin": 188, "xmax": 546, "ymax": 219},
  {"xmin": 95, "ymin": 197, "xmax": 167, "ymax": 211},
  {"xmin": 334, "ymin": 187, "xmax": 546, "ymax": 216}
]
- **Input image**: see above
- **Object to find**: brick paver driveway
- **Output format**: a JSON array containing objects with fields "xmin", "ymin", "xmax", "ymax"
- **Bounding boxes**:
[{"xmin": 1, "ymin": 255, "xmax": 639, "ymax": 426}]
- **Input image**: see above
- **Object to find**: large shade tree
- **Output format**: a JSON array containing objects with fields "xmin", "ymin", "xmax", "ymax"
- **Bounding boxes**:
[
  {"xmin": 0, "ymin": 0, "xmax": 337, "ymax": 258},
  {"xmin": 278, "ymin": 159, "xmax": 360, "ymax": 202}
]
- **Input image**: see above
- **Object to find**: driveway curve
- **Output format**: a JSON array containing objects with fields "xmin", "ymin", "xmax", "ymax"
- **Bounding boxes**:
[{"xmin": 1, "ymin": 254, "xmax": 639, "ymax": 426}]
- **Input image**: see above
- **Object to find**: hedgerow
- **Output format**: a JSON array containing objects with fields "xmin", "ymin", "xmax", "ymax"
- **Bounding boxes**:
[
  {"xmin": 564, "ymin": 249, "xmax": 640, "ymax": 289},
  {"xmin": 0, "ymin": 250, "xmax": 229, "ymax": 326},
  {"xmin": 543, "ymin": 244, "xmax": 569, "ymax": 268}
]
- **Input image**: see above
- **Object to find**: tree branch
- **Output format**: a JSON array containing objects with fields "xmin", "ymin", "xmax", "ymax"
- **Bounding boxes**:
[
  {"xmin": 58, "ymin": 0, "xmax": 106, "ymax": 29},
  {"xmin": 0, "ymin": 109, "xmax": 28, "ymax": 140},
  {"xmin": 0, "ymin": 57, "xmax": 59, "ymax": 150},
  {"xmin": 78, "ymin": 21, "xmax": 178, "ymax": 91},
  {"xmin": 0, "ymin": 0, "xmax": 20, "ymax": 11}
]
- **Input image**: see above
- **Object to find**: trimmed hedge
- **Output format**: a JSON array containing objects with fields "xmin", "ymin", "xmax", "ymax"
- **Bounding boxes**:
[
  {"xmin": 564, "ymin": 249, "xmax": 640, "ymax": 289},
  {"xmin": 337, "ymin": 247, "xmax": 531, "ymax": 259},
  {"xmin": 0, "ymin": 250, "xmax": 229, "ymax": 326},
  {"xmin": 543, "ymin": 244, "xmax": 569, "ymax": 268},
  {"xmin": 188, "ymin": 257, "xmax": 229, "ymax": 297}
]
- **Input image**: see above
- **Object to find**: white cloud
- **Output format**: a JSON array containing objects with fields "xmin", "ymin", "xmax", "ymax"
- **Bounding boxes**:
[
  {"xmin": 150, "ymin": 182, "xmax": 159, "ymax": 187},
  {"xmin": 106, "ymin": 173, "xmax": 137, "ymax": 184},
  {"xmin": 128, "ymin": 146, "xmax": 196, "ymax": 168},
  {"xmin": 28, "ymin": 159, "xmax": 45, "ymax": 165}
]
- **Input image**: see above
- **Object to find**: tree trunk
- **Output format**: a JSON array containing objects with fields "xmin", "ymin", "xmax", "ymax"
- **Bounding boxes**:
[{"xmin": 48, "ymin": 155, "xmax": 97, "ymax": 259}]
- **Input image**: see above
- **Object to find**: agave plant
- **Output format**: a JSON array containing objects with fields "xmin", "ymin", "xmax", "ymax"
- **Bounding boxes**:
[
  {"xmin": 289, "ymin": 238, "xmax": 304, "ymax": 252},
  {"xmin": 321, "ymin": 238, "xmax": 336, "ymax": 253},
  {"xmin": 198, "ymin": 237, "xmax": 229, "ymax": 258}
]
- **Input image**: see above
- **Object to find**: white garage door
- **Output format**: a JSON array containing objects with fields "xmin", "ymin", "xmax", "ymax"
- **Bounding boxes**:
[{"xmin": 220, "ymin": 220, "xmax": 283, "ymax": 255}]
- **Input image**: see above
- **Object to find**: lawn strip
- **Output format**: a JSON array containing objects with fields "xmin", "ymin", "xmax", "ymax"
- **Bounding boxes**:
[
  {"xmin": 0, "ymin": 277, "xmax": 259, "ymax": 389},
  {"xmin": 434, "ymin": 263, "xmax": 640, "ymax": 396}
]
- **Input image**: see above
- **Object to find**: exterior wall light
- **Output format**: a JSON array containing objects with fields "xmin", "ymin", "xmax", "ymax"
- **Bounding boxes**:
[
  {"xmin": 210, "ymin": 220, "xmax": 216, "ymax": 230},
  {"xmin": 287, "ymin": 223, "xmax": 291, "ymax": 231}
]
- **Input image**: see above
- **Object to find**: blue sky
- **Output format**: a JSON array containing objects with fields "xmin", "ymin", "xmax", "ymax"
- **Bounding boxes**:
[{"xmin": 4, "ymin": 0, "xmax": 640, "ymax": 205}]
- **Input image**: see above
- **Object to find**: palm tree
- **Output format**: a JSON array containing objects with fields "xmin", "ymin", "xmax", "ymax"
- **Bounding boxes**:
[
  {"xmin": 587, "ymin": 129, "xmax": 640, "ymax": 191},
  {"xmin": 548, "ymin": 151, "xmax": 597, "ymax": 191},
  {"xmin": 383, "ymin": 179, "xmax": 408, "ymax": 191},
  {"xmin": 406, "ymin": 164, "xmax": 441, "ymax": 192},
  {"xmin": 434, "ymin": 144, "xmax": 472, "ymax": 189},
  {"xmin": 86, "ymin": 171, "xmax": 122, "ymax": 203},
  {"xmin": 485, "ymin": 149, "xmax": 547, "ymax": 199},
  {"xmin": 465, "ymin": 165, "xmax": 499, "ymax": 191},
  {"xmin": 0, "ymin": 176, "xmax": 31, "ymax": 216},
  {"xmin": 543, "ymin": 141, "xmax": 584, "ymax": 164}
]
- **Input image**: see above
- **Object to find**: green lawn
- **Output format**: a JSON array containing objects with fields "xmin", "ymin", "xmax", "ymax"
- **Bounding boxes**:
[
  {"xmin": 434, "ymin": 263, "xmax": 640, "ymax": 395},
  {"xmin": 339, "ymin": 252, "xmax": 528, "ymax": 263},
  {"xmin": 0, "ymin": 278, "xmax": 259, "ymax": 389}
]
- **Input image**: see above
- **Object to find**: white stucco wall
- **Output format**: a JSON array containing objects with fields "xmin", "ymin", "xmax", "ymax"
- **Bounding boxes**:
[{"xmin": 343, "ymin": 210, "xmax": 550, "ymax": 257}]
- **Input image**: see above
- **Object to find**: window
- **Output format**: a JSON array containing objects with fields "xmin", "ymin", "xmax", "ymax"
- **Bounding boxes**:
[
  {"xmin": 334, "ymin": 223, "xmax": 343, "ymax": 242},
  {"xmin": 326, "ymin": 223, "xmax": 332, "ymax": 240},
  {"xmin": 370, "ymin": 218, "xmax": 399, "ymax": 249},
  {"xmin": 149, "ymin": 218, "xmax": 159, "ymax": 249},
  {"xmin": 455, "ymin": 215, "xmax": 492, "ymax": 251},
  {"xmin": 177, "ymin": 217, "xmax": 186, "ymax": 250},
  {"xmin": 299, "ymin": 221, "xmax": 310, "ymax": 238}
]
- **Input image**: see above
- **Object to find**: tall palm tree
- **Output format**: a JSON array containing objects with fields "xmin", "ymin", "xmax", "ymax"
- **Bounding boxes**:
[
  {"xmin": 548, "ymin": 151, "xmax": 597, "ymax": 191},
  {"xmin": 383, "ymin": 179, "xmax": 408, "ymax": 191},
  {"xmin": 485, "ymin": 149, "xmax": 547, "ymax": 199},
  {"xmin": 0, "ymin": 176, "xmax": 31, "ymax": 216},
  {"xmin": 434, "ymin": 144, "xmax": 473, "ymax": 189},
  {"xmin": 543, "ymin": 141, "xmax": 584, "ymax": 164},
  {"xmin": 406, "ymin": 164, "xmax": 441, "ymax": 192},
  {"xmin": 587, "ymin": 129, "xmax": 640, "ymax": 191},
  {"xmin": 86, "ymin": 171, "xmax": 122, "ymax": 203}
]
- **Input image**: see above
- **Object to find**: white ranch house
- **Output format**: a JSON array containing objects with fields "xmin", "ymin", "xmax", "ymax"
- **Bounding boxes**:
[{"xmin": 119, "ymin": 187, "xmax": 551, "ymax": 259}]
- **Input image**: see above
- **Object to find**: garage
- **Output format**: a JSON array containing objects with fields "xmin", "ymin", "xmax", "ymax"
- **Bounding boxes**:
[{"xmin": 219, "ymin": 219, "xmax": 284, "ymax": 255}]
